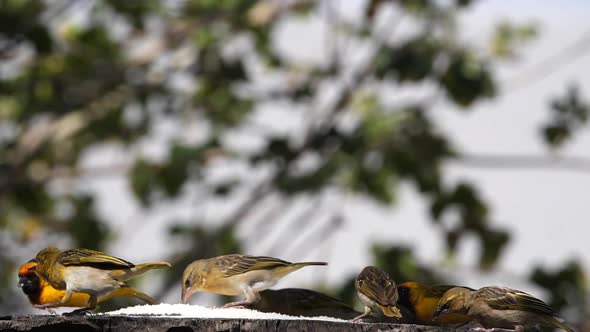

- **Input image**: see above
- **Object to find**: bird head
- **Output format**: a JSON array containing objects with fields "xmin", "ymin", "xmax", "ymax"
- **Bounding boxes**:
[
  {"xmin": 433, "ymin": 287, "xmax": 472, "ymax": 320},
  {"xmin": 35, "ymin": 247, "xmax": 60, "ymax": 267},
  {"xmin": 181, "ymin": 260, "xmax": 207, "ymax": 304},
  {"xmin": 17, "ymin": 259, "xmax": 41, "ymax": 296},
  {"xmin": 397, "ymin": 282, "xmax": 424, "ymax": 306}
]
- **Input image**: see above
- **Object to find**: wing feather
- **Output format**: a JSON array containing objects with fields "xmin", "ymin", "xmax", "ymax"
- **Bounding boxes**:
[
  {"xmin": 476, "ymin": 287, "xmax": 556, "ymax": 316},
  {"xmin": 57, "ymin": 249, "xmax": 134, "ymax": 269},
  {"xmin": 426, "ymin": 285, "xmax": 476, "ymax": 298},
  {"xmin": 356, "ymin": 266, "xmax": 398, "ymax": 306},
  {"xmin": 215, "ymin": 254, "xmax": 291, "ymax": 277}
]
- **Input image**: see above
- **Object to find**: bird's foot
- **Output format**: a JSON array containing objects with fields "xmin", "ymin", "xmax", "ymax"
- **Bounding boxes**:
[
  {"xmin": 349, "ymin": 315, "xmax": 368, "ymax": 323},
  {"xmin": 222, "ymin": 300, "xmax": 252, "ymax": 309},
  {"xmin": 35, "ymin": 303, "xmax": 62, "ymax": 309},
  {"xmin": 33, "ymin": 305, "xmax": 58, "ymax": 315},
  {"xmin": 63, "ymin": 308, "xmax": 92, "ymax": 316},
  {"xmin": 456, "ymin": 321, "xmax": 485, "ymax": 331}
]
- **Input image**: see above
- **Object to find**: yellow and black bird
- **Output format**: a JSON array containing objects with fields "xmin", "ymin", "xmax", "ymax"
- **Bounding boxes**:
[
  {"xmin": 18, "ymin": 259, "xmax": 156, "ymax": 309},
  {"xmin": 34, "ymin": 246, "xmax": 170, "ymax": 313},
  {"xmin": 181, "ymin": 254, "xmax": 327, "ymax": 307},
  {"xmin": 351, "ymin": 266, "xmax": 403, "ymax": 322},
  {"xmin": 433, "ymin": 286, "xmax": 574, "ymax": 332},
  {"xmin": 396, "ymin": 281, "xmax": 471, "ymax": 325}
]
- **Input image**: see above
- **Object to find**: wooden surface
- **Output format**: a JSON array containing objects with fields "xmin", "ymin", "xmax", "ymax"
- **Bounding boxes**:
[{"xmin": 0, "ymin": 315, "xmax": 514, "ymax": 332}]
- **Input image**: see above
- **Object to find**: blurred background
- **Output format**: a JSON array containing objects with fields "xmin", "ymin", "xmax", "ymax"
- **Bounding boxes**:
[{"xmin": 0, "ymin": 0, "xmax": 588, "ymax": 329}]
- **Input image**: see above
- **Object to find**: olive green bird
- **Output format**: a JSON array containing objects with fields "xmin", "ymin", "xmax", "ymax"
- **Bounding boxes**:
[
  {"xmin": 34, "ymin": 247, "xmax": 171, "ymax": 313},
  {"xmin": 433, "ymin": 286, "xmax": 574, "ymax": 332},
  {"xmin": 181, "ymin": 254, "xmax": 327, "ymax": 307},
  {"xmin": 351, "ymin": 266, "xmax": 403, "ymax": 322}
]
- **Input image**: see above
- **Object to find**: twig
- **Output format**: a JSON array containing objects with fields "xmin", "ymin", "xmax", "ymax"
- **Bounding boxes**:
[
  {"xmin": 267, "ymin": 196, "xmax": 324, "ymax": 256},
  {"xmin": 454, "ymin": 154, "xmax": 590, "ymax": 174},
  {"xmin": 284, "ymin": 213, "xmax": 344, "ymax": 259},
  {"xmin": 503, "ymin": 28, "xmax": 590, "ymax": 93},
  {"xmin": 242, "ymin": 195, "xmax": 293, "ymax": 243}
]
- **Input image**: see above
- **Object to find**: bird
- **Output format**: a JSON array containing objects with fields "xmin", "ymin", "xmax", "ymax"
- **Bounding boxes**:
[
  {"xmin": 18, "ymin": 259, "xmax": 157, "ymax": 310},
  {"xmin": 351, "ymin": 266, "xmax": 403, "ymax": 322},
  {"xmin": 433, "ymin": 286, "xmax": 574, "ymax": 332},
  {"xmin": 246, "ymin": 288, "xmax": 361, "ymax": 319},
  {"xmin": 396, "ymin": 281, "xmax": 471, "ymax": 325},
  {"xmin": 181, "ymin": 254, "xmax": 327, "ymax": 307},
  {"xmin": 34, "ymin": 246, "xmax": 171, "ymax": 313}
]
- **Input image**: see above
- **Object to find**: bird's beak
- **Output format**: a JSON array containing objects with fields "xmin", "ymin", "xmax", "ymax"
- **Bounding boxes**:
[
  {"xmin": 17, "ymin": 280, "xmax": 24, "ymax": 288},
  {"xmin": 432, "ymin": 306, "xmax": 447, "ymax": 321},
  {"xmin": 181, "ymin": 287, "xmax": 194, "ymax": 304}
]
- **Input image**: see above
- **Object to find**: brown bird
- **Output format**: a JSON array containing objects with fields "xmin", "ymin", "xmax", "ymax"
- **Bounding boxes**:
[
  {"xmin": 247, "ymin": 288, "xmax": 361, "ymax": 319},
  {"xmin": 181, "ymin": 254, "xmax": 327, "ymax": 307},
  {"xmin": 351, "ymin": 266, "xmax": 403, "ymax": 322},
  {"xmin": 18, "ymin": 259, "xmax": 156, "ymax": 310},
  {"xmin": 397, "ymin": 281, "xmax": 471, "ymax": 325},
  {"xmin": 433, "ymin": 286, "xmax": 574, "ymax": 332},
  {"xmin": 34, "ymin": 247, "xmax": 170, "ymax": 313}
]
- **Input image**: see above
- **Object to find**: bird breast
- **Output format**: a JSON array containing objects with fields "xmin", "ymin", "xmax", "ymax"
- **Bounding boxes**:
[
  {"xmin": 207, "ymin": 270, "xmax": 280, "ymax": 296},
  {"xmin": 62, "ymin": 266, "xmax": 120, "ymax": 295},
  {"xmin": 357, "ymin": 290, "xmax": 377, "ymax": 309}
]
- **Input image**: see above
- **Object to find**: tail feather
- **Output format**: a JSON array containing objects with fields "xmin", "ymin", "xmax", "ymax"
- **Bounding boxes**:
[
  {"xmin": 293, "ymin": 262, "xmax": 328, "ymax": 267},
  {"xmin": 275, "ymin": 262, "xmax": 327, "ymax": 278},
  {"xmin": 379, "ymin": 304, "xmax": 403, "ymax": 319},
  {"xmin": 114, "ymin": 262, "xmax": 171, "ymax": 280},
  {"xmin": 99, "ymin": 287, "xmax": 158, "ymax": 305},
  {"xmin": 544, "ymin": 316, "xmax": 575, "ymax": 332}
]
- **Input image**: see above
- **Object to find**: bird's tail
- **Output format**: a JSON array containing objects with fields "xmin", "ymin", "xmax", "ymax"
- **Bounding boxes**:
[
  {"xmin": 114, "ymin": 262, "xmax": 171, "ymax": 280},
  {"xmin": 275, "ymin": 262, "xmax": 327, "ymax": 278},
  {"xmin": 99, "ymin": 287, "xmax": 158, "ymax": 305},
  {"xmin": 379, "ymin": 304, "xmax": 403, "ymax": 319},
  {"xmin": 293, "ymin": 262, "xmax": 328, "ymax": 267},
  {"xmin": 543, "ymin": 316, "xmax": 575, "ymax": 332}
]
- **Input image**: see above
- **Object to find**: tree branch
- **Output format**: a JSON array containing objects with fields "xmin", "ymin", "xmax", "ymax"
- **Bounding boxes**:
[{"xmin": 454, "ymin": 154, "xmax": 590, "ymax": 174}]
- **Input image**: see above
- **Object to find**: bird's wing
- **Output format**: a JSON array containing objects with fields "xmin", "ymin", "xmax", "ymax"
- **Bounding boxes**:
[
  {"xmin": 426, "ymin": 285, "xmax": 475, "ymax": 298},
  {"xmin": 294, "ymin": 289, "xmax": 353, "ymax": 310},
  {"xmin": 216, "ymin": 255, "xmax": 291, "ymax": 277},
  {"xmin": 476, "ymin": 287, "xmax": 556, "ymax": 316},
  {"xmin": 356, "ymin": 267, "xmax": 398, "ymax": 306},
  {"xmin": 57, "ymin": 249, "xmax": 135, "ymax": 269}
]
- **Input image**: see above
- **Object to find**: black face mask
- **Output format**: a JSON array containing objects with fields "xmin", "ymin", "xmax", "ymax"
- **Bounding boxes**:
[{"xmin": 19, "ymin": 274, "xmax": 41, "ymax": 296}]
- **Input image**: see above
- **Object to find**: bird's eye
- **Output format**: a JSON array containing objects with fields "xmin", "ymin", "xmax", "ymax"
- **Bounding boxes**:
[{"xmin": 184, "ymin": 279, "xmax": 190, "ymax": 288}]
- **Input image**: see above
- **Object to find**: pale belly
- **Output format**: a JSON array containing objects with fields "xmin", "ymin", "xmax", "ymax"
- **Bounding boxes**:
[
  {"xmin": 62, "ymin": 267, "xmax": 119, "ymax": 295},
  {"xmin": 357, "ymin": 291, "xmax": 377, "ymax": 310},
  {"xmin": 208, "ymin": 270, "xmax": 279, "ymax": 296}
]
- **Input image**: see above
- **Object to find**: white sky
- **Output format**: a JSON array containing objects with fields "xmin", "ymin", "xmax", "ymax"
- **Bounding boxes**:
[{"xmin": 21, "ymin": 0, "xmax": 589, "ymax": 309}]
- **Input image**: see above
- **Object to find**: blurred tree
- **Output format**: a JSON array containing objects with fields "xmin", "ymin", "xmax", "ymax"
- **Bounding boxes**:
[{"xmin": 0, "ymin": 0, "xmax": 587, "ymax": 325}]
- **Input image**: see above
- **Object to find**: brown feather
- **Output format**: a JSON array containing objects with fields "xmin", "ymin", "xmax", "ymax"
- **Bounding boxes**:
[
  {"xmin": 355, "ymin": 266, "xmax": 398, "ymax": 306},
  {"xmin": 57, "ymin": 249, "xmax": 135, "ymax": 269},
  {"xmin": 476, "ymin": 287, "xmax": 556, "ymax": 316},
  {"xmin": 213, "ymin": 254, "xmax": 292, "ymax": 277}
]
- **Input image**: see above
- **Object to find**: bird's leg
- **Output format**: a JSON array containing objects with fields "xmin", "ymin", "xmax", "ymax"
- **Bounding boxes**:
[
  {"xmin": 35, "ymin": 289, "xmax": 74, "ymax": 308},
  {"xmin": 65, "ymin": 295, "xmax": 97, "ymax": 316},
  {"xmin": 456, "ymin": 321, "xmax": 485, "ymax": 331},
  {"xmin": 223, "ymin": 285, "xmax": 261, "ymax": 308},
  {"xmin": 33, "ymin": 305, "xmax": 58, "ymax": 315},
  {"xmin": 350, "ymin": 306, "xmax": 372, "ymax": 323}
]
